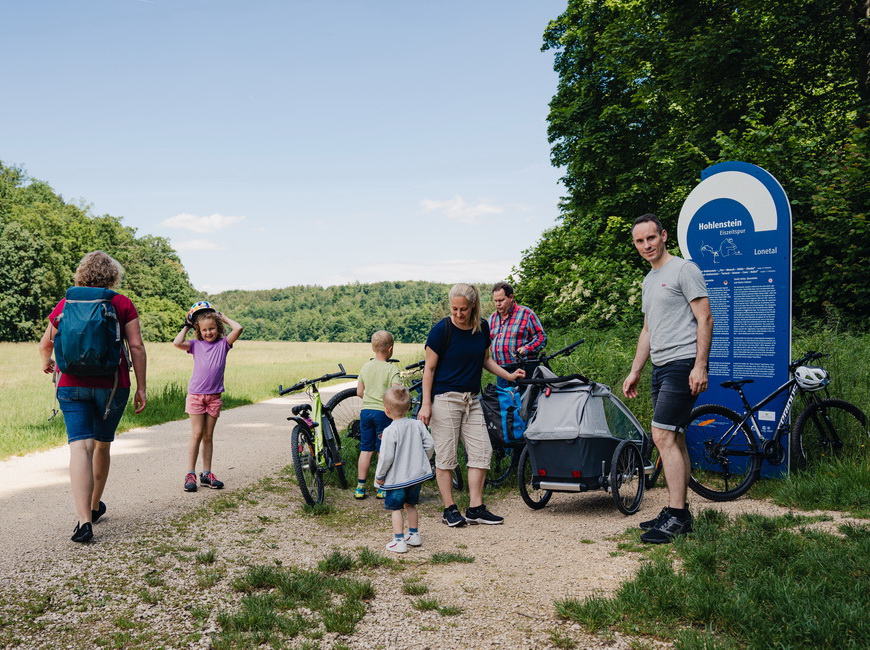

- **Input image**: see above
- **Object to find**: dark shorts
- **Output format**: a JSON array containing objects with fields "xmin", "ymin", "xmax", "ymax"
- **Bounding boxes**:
[
  {"xmin": 651, "ymin": 358, "xmax": 697, "ymax": 433},
  {"xmin": 383, "ymin": 483, "xmax": 422, "ymax": 511},
  {"xmin": 58, "ymin": 386, "xmax": 130, "ymax": 444},
  {"xmin": 359, "ymin": 409, "xmax": 391, "ymax": 452}
]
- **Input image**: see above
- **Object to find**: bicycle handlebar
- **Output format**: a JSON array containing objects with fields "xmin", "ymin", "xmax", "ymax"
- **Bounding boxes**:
[
  {"xmin": 789, "ymin": 351, "xmax": 828, "ymax": 371},
  {"xmin": 515, "ymin": 373, "xmax": 590, "ymax": 386},
  {"xmin": 404, "ymin": 359, "xmax": 425, "ymax": 371},
  {"xmin": 502, "ymin": 338, "xmax": 585, "ymax": 371},
  {"xmin": 278, "ymin": 364, "xmax": 350, "ymax": 396}
]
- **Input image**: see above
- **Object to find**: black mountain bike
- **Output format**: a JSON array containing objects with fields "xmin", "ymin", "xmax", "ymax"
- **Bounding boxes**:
[{"xmin": 687, "ymin": 351, "xmax": 868, "ymax": 501}]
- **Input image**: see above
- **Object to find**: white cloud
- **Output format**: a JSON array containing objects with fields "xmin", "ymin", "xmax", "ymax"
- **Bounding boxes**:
[
  {"xmin": 173, "ymin": 239, "xmax": 227, "ymax": 251},
  {"xmin": 161, "ymin": 212, "xmax": 246, "ymax": 233},
  {"xmin": 420, "ymin": 196, "xmax": 503, "ymax": 225},
  {"xmin": 323, "ymin": 258, "xmax": 518, "ymax": 286}
]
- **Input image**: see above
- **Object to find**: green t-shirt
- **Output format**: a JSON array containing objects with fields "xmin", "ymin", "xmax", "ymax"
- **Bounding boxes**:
[{"xmin": 359, "ymin": 359, "xmax": 401, "ymax": 411}]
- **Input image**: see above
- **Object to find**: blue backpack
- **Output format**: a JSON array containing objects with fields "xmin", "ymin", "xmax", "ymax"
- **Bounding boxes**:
[
  {"xmin": 54, "ymin": 287, "xmax": 123, "ymax": 377},
  {"xmin": 479, "ymin": 383, "xmax": 527, "ymax": 446}
]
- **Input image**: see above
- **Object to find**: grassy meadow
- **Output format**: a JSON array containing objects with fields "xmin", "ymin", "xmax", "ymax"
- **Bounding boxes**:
[{"xmin": 0, "ymin": 341, "xmax": 424, "ymax": 460}]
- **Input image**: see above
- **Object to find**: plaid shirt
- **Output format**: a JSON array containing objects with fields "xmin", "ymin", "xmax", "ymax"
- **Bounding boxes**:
[{"xmin": 488, "ymin": 303, "xmax": 546, "ymax": 366}]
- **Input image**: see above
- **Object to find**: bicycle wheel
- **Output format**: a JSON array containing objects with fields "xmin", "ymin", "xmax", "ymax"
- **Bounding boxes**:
[
  {"xmin": 291, "ymin": 424, "xmax": 324, "ymax": 505},
  {"xmin": 325, "ymin": 387, "xmax": 362, "ymax": 443},
  {"xmin": 794, "ymin": 399, "xmax": 869, "ymax": 470},
  {"xmin": 610, "ymin": 440, "xmax": 645, "ymax": 515},
  {"xmin": 485, "ymin": 443, "xmax": 519, "ymax": 487},
  {"xmin": 687, "ymin": 404, "xmax": 761, "ymax": 501},
  {"xmin": 517, "ymin": 445, "xmax": 552, "ymax": 509},
  {"xmin": 323, "ymin": 423, "xmax": 349, "ymax": 489}
]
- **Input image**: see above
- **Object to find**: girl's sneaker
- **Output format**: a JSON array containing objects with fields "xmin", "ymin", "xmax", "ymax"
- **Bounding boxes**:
[
  {"xmin": 200, "ymin": 471, "xmax": 224, "ymax": 489},
  {"xmin": 354, "ymin": 485, "xmax": 367, "ymax": 499},
  {"xmin": 404, "ymin": 531, "xmax": 422, "ymax": 547},
  {"xmin": 385, "ymin": 538, "xmax": 408, "ymax": 553},
  {"xmin": 184, "ymin": 473, "xmax": 198, "ymax": 492}
]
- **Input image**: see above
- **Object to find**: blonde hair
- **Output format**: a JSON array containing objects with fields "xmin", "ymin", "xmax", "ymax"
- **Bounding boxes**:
[
  {"xmin": 448, "ymin": 283, "xmax": 482, "ymax": 334},
  {"xmin": 383, "ymin": 386, "xmax": 410, "ymax": 416},
  {"xmin": 371, "ymin": 330, "xmax": 394, "ymax": 353},
  {"xmin": 74, "ymin": 251, "xmax": 124, "ymax": 288},
  {"xmin": 194, "ymin": 312, "xmax": 226, "ymax": 341}
]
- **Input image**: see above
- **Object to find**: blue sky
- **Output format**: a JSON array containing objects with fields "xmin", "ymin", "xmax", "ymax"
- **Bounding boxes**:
[{"xmin": 2, "ymin": 1, "xmax": 566, "ymax": 293}]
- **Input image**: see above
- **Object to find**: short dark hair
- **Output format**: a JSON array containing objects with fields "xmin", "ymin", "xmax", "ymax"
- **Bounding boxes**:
[
  {"xmin": 633, "ymin": 213, "xmax": 664, "ymax": 233},
  {"xmin": 492, "ymin": 281, "xmax": 514, "ymax": 296}
]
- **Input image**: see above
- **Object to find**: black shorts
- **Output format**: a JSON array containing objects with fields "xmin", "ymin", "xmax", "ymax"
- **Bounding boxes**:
[{"xmin": 650, "ymin": 358, "xmax": 698, "ymax": 433}]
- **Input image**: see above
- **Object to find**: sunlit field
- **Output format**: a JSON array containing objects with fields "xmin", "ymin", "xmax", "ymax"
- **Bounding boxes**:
[{"xmin": 0, "ymin": 341, "xmax": 424, "ymax": 460}]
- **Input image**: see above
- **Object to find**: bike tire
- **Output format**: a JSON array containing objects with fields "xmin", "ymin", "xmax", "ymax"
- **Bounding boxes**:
[
  {"xmin": 794, "ymin": 399, "xmax": 869, "ymax": 470},
  {"xmin": 517, "ymin": 445, "xmax": 552, "ymax": 509},
  {"xmin": 325, "ymin": 387, "xmax": 362, "ymax": 444},
  {"xmin": 485, "ymin": 443, "xmax": 520, "ymax": 487},
  {"xmin": 291, "ymin": 424, "xmax": 324, "ymax": 505},
  {"xmin": 610, "ymin": 440, "xmax": 645, "ymax": 515},
  {"xmin": 687, "ymin": 404, "xmax": 761, "ymax": 502}
]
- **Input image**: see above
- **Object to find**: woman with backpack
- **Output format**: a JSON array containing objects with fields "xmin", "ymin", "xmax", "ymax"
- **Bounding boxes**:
[
  {"xmin": 38, "ymin": 251, "xmax": 147, "ymax": 543},
  {"xmin": 417, "ymin": 283, "xmax": 525, "ymax": 528}
]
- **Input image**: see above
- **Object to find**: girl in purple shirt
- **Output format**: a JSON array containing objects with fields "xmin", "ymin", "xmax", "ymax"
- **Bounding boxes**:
[{"xmin": 173, "ymin": 309, "xmax": 243, "ymax": 492}]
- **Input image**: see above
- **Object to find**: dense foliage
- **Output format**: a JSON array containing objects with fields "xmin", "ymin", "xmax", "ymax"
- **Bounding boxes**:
[
  {"xmin": 0, "ymin": 162, "xmax": 197, "ymax": 341},
  {"xmin": 209, "ymin": 282, "xmax": 452, "ymax": 343},
  {"xmin": 514, "ymin": 0, "xmax": 870, "ymax": 329}
]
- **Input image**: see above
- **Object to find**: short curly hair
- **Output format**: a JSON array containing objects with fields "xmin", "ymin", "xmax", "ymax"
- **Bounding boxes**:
[{"xmin": 74, "ymin": 251, "xmax": 124, "ymax": 288}]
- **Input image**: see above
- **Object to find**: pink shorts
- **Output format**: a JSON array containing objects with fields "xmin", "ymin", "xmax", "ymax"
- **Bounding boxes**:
[{"xmin": 185, "ymin": 393, "xmax": 223, "ymax": 418}]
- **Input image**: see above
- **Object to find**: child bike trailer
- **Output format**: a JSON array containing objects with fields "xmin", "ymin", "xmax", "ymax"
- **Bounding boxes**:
[{"xmin": 518, "ymin": 366, "xmax": 649, "ymax": 515}]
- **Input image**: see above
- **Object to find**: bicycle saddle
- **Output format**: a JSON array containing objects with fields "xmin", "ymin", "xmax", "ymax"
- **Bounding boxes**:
[
  {"xmin": 720, "ymin": 379, "xmax": 754, "ymax": 390},
  {"xmin": 292, "ymin": 404, "xmax": 312, "ymax": 416}
]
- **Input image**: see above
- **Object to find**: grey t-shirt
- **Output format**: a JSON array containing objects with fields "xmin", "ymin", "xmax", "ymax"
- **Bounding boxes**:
[{"xmin": 642, "ymin": 257, "xmax": 708, "ymax": 366}]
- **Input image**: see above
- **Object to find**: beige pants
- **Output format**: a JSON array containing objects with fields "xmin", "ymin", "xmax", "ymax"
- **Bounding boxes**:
[{"xmin": 430, "ymin": 392, "xmax": 492, "ymax": 470}]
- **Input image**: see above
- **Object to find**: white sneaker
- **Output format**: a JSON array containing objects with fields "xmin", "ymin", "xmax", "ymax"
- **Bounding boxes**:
[
  {"xmin": 385, "ymin": 538, "xmax": 408, "ymax": 553},
  {"xmin": 404, "ymin": 532, "xmax": 422, "ymax": 547}
]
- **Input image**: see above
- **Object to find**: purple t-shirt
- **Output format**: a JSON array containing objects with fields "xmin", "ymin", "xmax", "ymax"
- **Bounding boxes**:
[{"xmin": 187, "ymin": 338, "xmax": 231, "ymax": 395}]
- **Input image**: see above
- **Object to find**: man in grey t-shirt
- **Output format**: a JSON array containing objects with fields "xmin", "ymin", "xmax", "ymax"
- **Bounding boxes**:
[{"xmin": 623, "ymin": 213, "xmax": 713, "ymax": 544}]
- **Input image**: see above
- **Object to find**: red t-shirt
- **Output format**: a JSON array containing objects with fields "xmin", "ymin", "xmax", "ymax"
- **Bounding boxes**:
[{"xmin": 49, "ymin": 293, "xmax": 139, "ymax": 389}]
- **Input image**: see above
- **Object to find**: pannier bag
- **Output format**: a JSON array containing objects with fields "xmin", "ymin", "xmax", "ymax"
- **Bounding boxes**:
[
  {"xmin": 479, "ymin": 383, "xmax": 526, "ymax": 446},
  {"xmin": 54, "ymin": 287, "xmax": 123, "ymax": 376}
]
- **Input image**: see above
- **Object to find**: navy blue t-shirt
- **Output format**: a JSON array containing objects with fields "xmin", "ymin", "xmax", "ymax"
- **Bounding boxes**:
[{"xmin": 425, "ymin": 318, "xmax": 491, "ymax": 395}]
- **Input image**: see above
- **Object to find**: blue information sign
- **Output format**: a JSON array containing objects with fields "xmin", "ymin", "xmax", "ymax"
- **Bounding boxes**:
[{"xmin": 677, "ymin": 161, "xmax": 792, "ymax": 476}]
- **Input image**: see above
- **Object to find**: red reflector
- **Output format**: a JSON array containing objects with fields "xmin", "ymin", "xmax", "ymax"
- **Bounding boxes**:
[
  {"xmin": 544, "ymin": 387, "xmax": 552, "ymax": 397},
  {"xmin": 537, "ymin": 469, "xmax": 547, "ymax": 476},
  {"xmin": 571, "ymin": 470, "xmax": 582, "ymax": 478}
]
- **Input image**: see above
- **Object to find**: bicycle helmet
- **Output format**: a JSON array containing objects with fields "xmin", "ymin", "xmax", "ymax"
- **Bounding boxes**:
[
  {"xmin": 794, "ymin": 366, "xmax": 829, "ymax": 392},
  {"xmin": 187, "ymin": 300, "xmax": 216, "ymax": 323}
]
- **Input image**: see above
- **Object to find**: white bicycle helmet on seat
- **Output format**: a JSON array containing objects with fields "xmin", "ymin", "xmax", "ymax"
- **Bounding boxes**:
[{"xmin": 794, "ymin": 366, "xmax": 829, "ymax": 392}]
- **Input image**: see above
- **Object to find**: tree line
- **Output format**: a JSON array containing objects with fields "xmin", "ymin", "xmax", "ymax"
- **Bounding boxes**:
[{"xmin": 513, "ymin": 0, "xmax": 870, "ymax": 331}]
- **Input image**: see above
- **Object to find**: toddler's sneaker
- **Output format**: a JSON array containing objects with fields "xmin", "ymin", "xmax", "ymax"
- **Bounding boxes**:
[
  {"xmin": 354, "ymin": 485, "xmax": 367, "ymax": 499},
  {"xmin": 376, "ymin": 488, "xmax": 387, "ymax": 499},
  {"xmin": 200, "ymin": 471, "xmax": 224, "ymax": 489},
  {"xmin": 184, "ymin": 473, "xmax": 198, "ymax": 492},
  {"xmin": 404, "ymin": 531, "xmax": 422, "ymax": 547},
  {"xmin": 385, "ymin": 538, "xmax": 408, "ymax": 553}
]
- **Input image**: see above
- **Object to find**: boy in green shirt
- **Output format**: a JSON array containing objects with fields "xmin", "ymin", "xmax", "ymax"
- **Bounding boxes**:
[{"xmin": 355, "ymin": 330, "xmax": 402, "ymax": 499}]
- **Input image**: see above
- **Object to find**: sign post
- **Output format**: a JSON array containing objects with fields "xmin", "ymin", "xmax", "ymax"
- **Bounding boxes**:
[{"xmin": 677, "ymin": 161, "xmax": 792, "ymax": 476}]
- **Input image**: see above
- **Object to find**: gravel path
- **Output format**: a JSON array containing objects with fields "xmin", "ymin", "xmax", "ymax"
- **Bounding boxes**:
[{"xmin": 0, "ymin": 391, "xmax": 852, "ymax": 649}]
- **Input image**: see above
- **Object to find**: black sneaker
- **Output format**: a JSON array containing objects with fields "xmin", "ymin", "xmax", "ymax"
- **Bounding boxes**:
[
  {"xmin": 71, "ymin": 522, "xmax": 93, "ymax": 543},
  {"xmin": 91, "ymin": 501, "xmax": 106, "ymax": 524},
  {"xmin": 465, "ymin": 505, "xmax": 504, "ymax": 525},
  {"xmin": 640, "ymin": 509, "xmax": 693, "ymax": 544},
  {"xmin": 200, "ymin": 471, "xmax": 224, "ymax": 489},
  {"xmin": 640, "ymin": 503, "xmax": 689, "ymax": 530},
  {"xmin": 441, "ymin": 505, "xmax": 467, "ymax": 527}
]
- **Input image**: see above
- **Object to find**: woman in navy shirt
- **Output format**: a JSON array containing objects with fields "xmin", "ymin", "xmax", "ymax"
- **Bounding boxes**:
[{"xmin": 417, "ymin": 283, "xmax": 524, "ymax": 528}]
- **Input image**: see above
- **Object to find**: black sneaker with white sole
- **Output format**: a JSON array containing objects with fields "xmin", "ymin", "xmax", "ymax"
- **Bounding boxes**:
[
  {"xmin": 639, "ymin": 503, "xmax": 688, "ymax": 531},
  {"xmin": 465, "ymin": 504, "xmax": 504, "ymax": 525},
  {"xmin": 640, "ymin": 509, "xmax": 693, "ymax": 544},
  {"xmin": 441, "ymin": 505, "xmax": 467, "ymax": 527}
]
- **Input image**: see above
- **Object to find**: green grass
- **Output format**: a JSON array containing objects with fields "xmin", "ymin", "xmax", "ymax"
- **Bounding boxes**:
[
  {"xmin": 556, "ymin": 509, "xmax": 870, "ymax": 647},
  {"xmin": 429, "ymin": 551, "xmax": 474, "ymax": 565},
  {"xmin": 0, "ymin": 340, "xmax": 423, "ymax": 460}
]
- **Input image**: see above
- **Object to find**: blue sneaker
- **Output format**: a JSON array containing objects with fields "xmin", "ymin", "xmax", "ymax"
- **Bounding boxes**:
[
  {"xmin": 376, "ymin": 488, "xmax": 387, "ymax": 499},
  {"xmin": 354, "ymin": 485, "xmax": 367, "ymax": 499}
]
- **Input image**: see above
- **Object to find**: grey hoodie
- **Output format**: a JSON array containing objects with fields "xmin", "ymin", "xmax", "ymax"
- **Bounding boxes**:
[{"xmin": 375, "ymin": 418, "xmax": 435, "ymax": 490}]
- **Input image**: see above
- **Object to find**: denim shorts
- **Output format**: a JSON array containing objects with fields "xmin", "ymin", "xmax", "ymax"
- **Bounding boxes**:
[
  {"xmin": 58, "ymin": 386, "xmax": 130, "ymax": 444},
  {"xmin": 383, "ymin": 483, "xmax": 422, "ymax": 511},
  {"xmin": 651, "ymin": 358, "xmax": 698, "ymax": 433},
  {"xmin": 359, "ymin": 409, "xmax": 391, "ymax": 452}
]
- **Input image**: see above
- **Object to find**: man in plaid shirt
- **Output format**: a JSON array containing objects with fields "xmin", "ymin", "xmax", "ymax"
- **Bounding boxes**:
[{"xmin": 488, "ymin": 282, "xmax": 546, "ymax": 385}]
